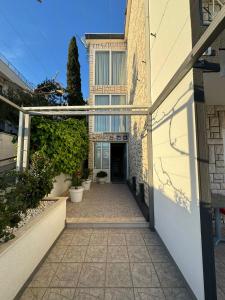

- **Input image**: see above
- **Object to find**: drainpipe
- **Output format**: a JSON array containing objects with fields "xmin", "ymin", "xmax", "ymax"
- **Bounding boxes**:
[{"xmin": 144, "ymin": 0, "xmax": 155, "ymax": 230}]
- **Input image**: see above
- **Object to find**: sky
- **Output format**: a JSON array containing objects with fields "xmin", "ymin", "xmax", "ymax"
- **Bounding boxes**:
[{"xmin": 0, "ymin": 0, "xmax": 126, "ymax": 99}]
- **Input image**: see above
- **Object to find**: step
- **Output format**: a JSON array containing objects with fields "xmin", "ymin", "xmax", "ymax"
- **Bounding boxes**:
[{"xmin": 66, "ymin": 216, "xmax": 149, "ymax": 228}]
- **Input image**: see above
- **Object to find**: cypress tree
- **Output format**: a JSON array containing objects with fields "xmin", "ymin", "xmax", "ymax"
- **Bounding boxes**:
[{"xmin": 66, "ymin": 36, "xmax": 84, "ymax": 106}]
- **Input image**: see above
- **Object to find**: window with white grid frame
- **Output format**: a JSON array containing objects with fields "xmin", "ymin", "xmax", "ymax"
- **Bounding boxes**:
[
  {"xmin": 95, "ymin": 51, "xmax": 126, "ymax": 85},
  {"xmin": 94, "ymin": 95, "xmax": 127, "ymax": 132}
]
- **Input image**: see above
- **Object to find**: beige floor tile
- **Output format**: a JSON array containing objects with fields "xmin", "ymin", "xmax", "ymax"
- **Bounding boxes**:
[
  {"xmin": 163, "ymin": 288, "xmax": 194, "ymax": 299},
  {"xmin": 78, "ymin": 263, "xmax": 106, "ymax": 287},
  {"xmin": 62, "ymin": 246, "xmax": 87, "ymax": 262},
  {"xmin": 126, "ymin": 234, "xmax": 145, "ymax": 246},
  {"xmin": 142, "ymin": 234, "xmax": 162, "ymax": 246},
  {"xmin": 74, "ymin": 288, "xmax": 104, "ymax": 300},
  {"xmin": 154, "ymin": 263, "xmax": 185, "ymax": 288},
  {"xmin": 19, "ymin": 288, "xmax": 46, "ymax": 300},
  {"xmin": 56, "ymin": 233, "xmax": 74, "ymax": 246},
  {"xmin": 131, "ymin": 263, "xmax": 160, "ymax": 288},
  {"xmin": 29, "ymin": 263, "xmax": 59, "ymax": 287},
  {"xmin": 85, "ymin": 246, "xmax": 107, "ymax": 262},
  {"xmin": 127, "ymin": 246, "xmax": 151, "ymax": 263},
  {"xmin": 42, "ymin": 288, "xmax": 75, "ymax": 299},
  {"xmin": 134, "ymin": 288, "xmax": 165, "ymax": 300},
  {"xmin": 105, "ymin": 263, "xmax": 133, "ymax": 287},
  {"xmin": 46, "ymin": 246, "xmax": 68, "ymax": 263},
  {"xmin": 71, "ymin": 233, "xmax": 91, "ymax": 246},
  {"xmin": 108, "ymin": 233, "xmax": 126, "ymax": 245},
  {"xmin": 105, "ymin": 288, "xmax": 134, "ymax": 300},
  {"xmin": 107, "ymin": 246, "xmax": 129, "ymax": 262},
  {"xmin": 50, "ymin": 263, "xmax": 82, "ymax": 287},
  {"xmin": 147, "ymin": 246, "xmax": 170, "ymax": 263},
  {"xmin": 89, "ymin": 233, "xmax": 108, "ymax": 245}
]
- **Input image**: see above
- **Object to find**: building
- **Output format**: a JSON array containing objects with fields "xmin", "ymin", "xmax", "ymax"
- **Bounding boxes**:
[
  {"xmin": 85, "ymin": 34, "xmax": 128, "ymax": 183},
  {"xmin": 0, "ymin": 53, "xmax": 33, "ymax": 134},
  {"xmin": 86, "ymin": 1, "xmax": 225, "ymax": 299},
  {"xmin": 0, "ymin": 53, "xmax": 32, "ymax": 171}
]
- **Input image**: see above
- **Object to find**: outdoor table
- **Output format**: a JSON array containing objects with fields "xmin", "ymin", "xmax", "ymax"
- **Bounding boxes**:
[{"xmin": 211, "ymin": 193, "xmax": 225, "ymax": 246}]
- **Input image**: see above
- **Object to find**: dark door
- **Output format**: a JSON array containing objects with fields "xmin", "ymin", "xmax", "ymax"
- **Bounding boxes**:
[{"xmin": 110, "ymin": 143, "xmax": 126, "ymax": 182}]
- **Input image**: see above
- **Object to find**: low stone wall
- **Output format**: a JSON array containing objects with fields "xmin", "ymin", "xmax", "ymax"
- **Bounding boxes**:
[{"xmin": 206, "ymin": 105, "xmax": 225, "ymax": 195}]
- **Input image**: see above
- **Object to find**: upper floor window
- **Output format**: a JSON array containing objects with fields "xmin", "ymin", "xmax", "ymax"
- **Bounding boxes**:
[
  {"xmin": 94, "ymin": 95, "xmax": 127, "ymax": 133},
  {"xmin": 95, "ymin": 51, "xmax": 126, "ymax": 85}
]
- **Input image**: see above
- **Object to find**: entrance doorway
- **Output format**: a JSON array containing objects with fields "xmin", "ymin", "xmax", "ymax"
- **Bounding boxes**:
[{"xmin": 110, "ymin": 143, "xmax": 127, "ymax": 182}]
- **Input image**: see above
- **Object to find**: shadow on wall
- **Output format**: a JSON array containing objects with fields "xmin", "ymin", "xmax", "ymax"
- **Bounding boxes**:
[
  {"xmin": 149, "ymin": 85, "xmax": 206, "ymax": 300},
  {"xmin": 129, "ymin": 53, "xmax": 139, "ymax": 105}
]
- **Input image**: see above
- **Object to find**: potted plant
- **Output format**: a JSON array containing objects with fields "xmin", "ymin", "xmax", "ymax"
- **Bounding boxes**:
[
  {"xmin": 69, "ymin": 171, "xmax": 84, "ymax": 203},
  {"xmin": 82, "ymin": 168, "xmax": 92, "ymax": 191},
  {"xmin": 96, "ymin": 171, "xmax": 108, "ymax": 184}
]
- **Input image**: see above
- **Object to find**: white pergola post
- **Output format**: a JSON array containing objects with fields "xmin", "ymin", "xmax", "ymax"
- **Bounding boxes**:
[
  {"xmin": 16, "ymin": 111, "xmax": 24, "ymax": 171},
  {"xmin": 22, "ymin": 114, "xmax": 31, "ymax": 170}
]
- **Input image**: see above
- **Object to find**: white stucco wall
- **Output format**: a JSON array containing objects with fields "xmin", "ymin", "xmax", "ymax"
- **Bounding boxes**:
[
  {"xmin": 149, "ymin": 1, "xmax": 205, "ymax": 299},
  {"xmin": 0, "ymin": 198, "xmax": 66, "ymax": 300},
  {"xmin": 48, "ymin": 173, "xmax": 71, "ymax": 197}
]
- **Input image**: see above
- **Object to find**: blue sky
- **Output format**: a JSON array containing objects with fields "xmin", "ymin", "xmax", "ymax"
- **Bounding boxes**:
[{"xmin": 0, "ymin": 0, "xmax": 126, "ymax": 99}]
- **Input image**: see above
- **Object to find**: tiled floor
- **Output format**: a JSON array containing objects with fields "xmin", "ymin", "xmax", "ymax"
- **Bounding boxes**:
[
  {"xmin": 20, "ymin": 228, "xmax": 194, "ymax": 299},
  {"xmin": 215, "ymin": 225, "xmax": 225, "ymax": 299},
  {"xmin": 66, "ymin": 184, "xmax": 147, "ymax": 225}
]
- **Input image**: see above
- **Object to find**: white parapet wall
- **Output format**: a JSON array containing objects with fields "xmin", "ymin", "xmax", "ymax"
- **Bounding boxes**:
[
  {"xmin": 0, "ymin": 197, "xmax": 67, "ymax": 300},
  {"xmin": 48, "ymin": 173, "xmax": 71, "ymax": 197}
]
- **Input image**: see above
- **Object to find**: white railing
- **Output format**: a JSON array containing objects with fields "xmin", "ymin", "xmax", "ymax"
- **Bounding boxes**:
[{"xmin": 202, "ymin": 0, "xmax": 225, "ymax": 25}]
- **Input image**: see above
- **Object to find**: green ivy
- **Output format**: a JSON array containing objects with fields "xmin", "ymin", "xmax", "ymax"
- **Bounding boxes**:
[{"xmin": 30, "ymin": 117, "xmax": 88, "ymax": 176}]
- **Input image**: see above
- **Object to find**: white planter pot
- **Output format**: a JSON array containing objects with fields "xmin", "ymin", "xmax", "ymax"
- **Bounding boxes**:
[
  {"xmin": 0, "ymin": 197, "xmax": 67, "ymax": 300},
  {"xmin": 82, "ymin": 179, "xmax": 92, "ymax": 191},
  {"xmin": 98, "ymin": 177, "xmax": 107, "ymax": 184},
  {"xmin": 69, "ymin": 186, "xmax": 84, "ymax": 202}
]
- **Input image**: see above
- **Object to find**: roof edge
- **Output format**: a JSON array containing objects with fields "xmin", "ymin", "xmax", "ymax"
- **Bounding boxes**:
[{"xmin": 85, "ymin": 33, "xmax": 125, "ymax": 40}]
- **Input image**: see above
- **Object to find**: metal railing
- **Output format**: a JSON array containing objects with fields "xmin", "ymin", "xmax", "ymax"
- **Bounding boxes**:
[
  {"xmin": 202, "ymin": 0, "xmax": 225, "ymax": 25},
  {"xmin": 0, "ymin": 53, "xmax": 34, "ymax": 90}
]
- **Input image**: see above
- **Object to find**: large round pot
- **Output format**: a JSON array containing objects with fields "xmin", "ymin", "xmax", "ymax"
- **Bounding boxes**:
[
  {"xmin": 82, "ymin": 179, "xmax": 91, "ymax": 191},
  {"xmin": 98, "ymin": 177, "xmax": 107, "ymax": 184},
  {"xmin": 69, "ymin": 186, "xmax": 84, "ymax": 203}
]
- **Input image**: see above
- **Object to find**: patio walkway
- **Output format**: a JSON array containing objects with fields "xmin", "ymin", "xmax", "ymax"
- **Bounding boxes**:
[
  {"xmin": 215, "ymin": 226, "xmax": 225, "ymax": 299},
  {"xmin": 19, "ymin": 228, "xmax": 194, "ymax": 299},
  {"xmin": 66, "ymin": 183, "xmax": 147, "ymax": 227}
]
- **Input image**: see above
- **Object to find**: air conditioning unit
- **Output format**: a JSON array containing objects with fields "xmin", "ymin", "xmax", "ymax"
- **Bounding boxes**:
[{"xmin": 203, "ymin": 47, "xmax": 213, "ymax": 56}]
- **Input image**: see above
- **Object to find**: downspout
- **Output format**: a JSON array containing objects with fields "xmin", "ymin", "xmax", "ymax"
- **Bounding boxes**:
[{"xmin": 144, "ymin": 0, "xmax": 155, "ymax": 230}]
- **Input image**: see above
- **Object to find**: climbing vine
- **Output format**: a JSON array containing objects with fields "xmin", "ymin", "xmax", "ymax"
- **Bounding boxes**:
[{"xmin": 30, "ymin": 117, "xmax": 88, "ymax": 175}]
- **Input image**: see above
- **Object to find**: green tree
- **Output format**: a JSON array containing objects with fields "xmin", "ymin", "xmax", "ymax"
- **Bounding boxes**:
[{"xmin": 66, "ymin": 36, "xmax": 85, "ymax": 106}]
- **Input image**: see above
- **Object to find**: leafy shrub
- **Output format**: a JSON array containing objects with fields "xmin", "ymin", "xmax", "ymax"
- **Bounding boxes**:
[
  {"xmin": 71, "ymin": 171, "xmax": 82, "ymax": 188},
  {"xmin": 30, "ymin": 117, "xmax": 88, "ymax": 176},
  {"xmin": 0, "ymin": 153, "xmax": 54, "ymax": 243},
  {"xmin": 96, "ymin": 171, "xmax": 107, "ymax": 178}
]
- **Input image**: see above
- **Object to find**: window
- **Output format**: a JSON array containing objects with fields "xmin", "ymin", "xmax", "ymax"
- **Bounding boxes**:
[
  {"xmin": 94, "ymin": 95, "xmax": 110, "ymax": 132},
  {"xmin": 95, "ymin": 51, "xmax": 110, "ymax": 85},
  {"xmin": 111, "ymin": 52, "xmax": 126, "ymax": 85},
  {"xmin": 94, "ymin": 95, "xmax": 127, "ymax": 133},
  {"xmin": 94, "ymin": 142, "xmax": 110, "ymax": 169},
  {"xmin": 95, "ymin": 51, "xmax": 126, "ymax": 85}
]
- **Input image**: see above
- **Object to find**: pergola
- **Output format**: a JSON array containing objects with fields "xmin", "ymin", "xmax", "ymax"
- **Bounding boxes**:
[
  {"xmin": 0, "ymin": 4, "xmax": 225, "ymax": 176},
  {"xmin": 0, "ymin": 93, "xmax": 149, "ymax": 171}
]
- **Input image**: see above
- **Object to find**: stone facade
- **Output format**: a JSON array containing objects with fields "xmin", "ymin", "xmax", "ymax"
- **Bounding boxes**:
[
  {"xmin": 206, "ymin": 105, "xmax": 225, "ymax": 195},
  {"xmin": 126, "ymin": 0, "xmax": 149, "ymax": 204},
  {"xmin": 86, "ymin": 38, "xmax": 128, "ymax": 175}
]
